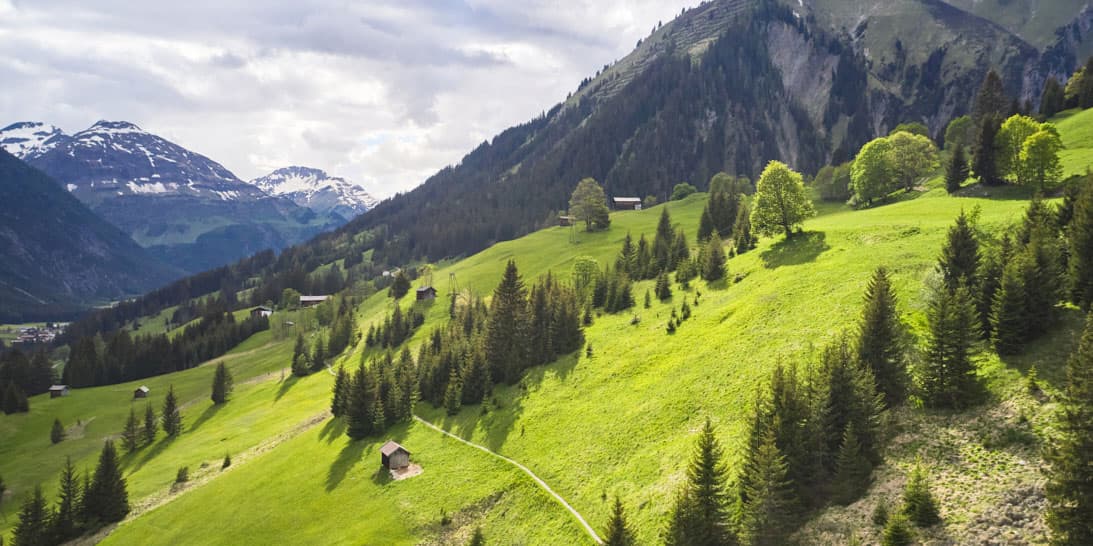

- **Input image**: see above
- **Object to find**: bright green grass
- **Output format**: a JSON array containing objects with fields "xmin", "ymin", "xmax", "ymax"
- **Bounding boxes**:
[{"xmin": 1055, "ymin": 108, "xmax": 1093, "ymax": 179}]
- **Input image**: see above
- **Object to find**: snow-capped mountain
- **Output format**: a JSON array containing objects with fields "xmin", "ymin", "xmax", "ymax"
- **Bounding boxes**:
[
  {"xmin": 0, "ymin": 121, "xmax": 70, "ymax": 160},
  {"xmin": 250, "ymin": 166, "xmax": 377, "ymax": 221},
  {"xmin": 20, "ymin": 120, "xmax": 268, "ymax": 204}
]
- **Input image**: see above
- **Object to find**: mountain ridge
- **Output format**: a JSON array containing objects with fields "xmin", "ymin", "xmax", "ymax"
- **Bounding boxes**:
[{"xmin": 249, "ymin": 166, "xmax": 377, "ymax": 222}]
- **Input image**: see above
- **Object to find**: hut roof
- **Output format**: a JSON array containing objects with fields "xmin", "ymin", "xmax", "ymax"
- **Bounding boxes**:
[
  {"xmin": 49, "ymin": 385, "xmax": 68, "ymax": 391},
  {"xmin": 136, "ymin": 386, "xmax": 150, "ymax": 393},
  {"xmin": 380, "ymin": 441, "xmax": 409, "ymax": 456}
]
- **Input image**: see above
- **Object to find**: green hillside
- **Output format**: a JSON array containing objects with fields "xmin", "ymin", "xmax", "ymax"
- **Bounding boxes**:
[{"xmin": 5, "ymin": 110, "xmax": 1093, "ymax": 545}]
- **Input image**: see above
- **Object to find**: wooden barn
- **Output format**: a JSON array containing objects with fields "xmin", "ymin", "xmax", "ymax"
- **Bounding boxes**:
[
  {"xmin": 134, "ymin": 385, "xmax": 150, "ymax": 399},
  {"xmin": 612, "ymin": 197, "xmax": 642, "ymax": 210},
  {"xmin": 416, "ymin": 286, "xmax": 437, "ymax": 301},
  {"xmin": 558, "ymin": 215, "xmax": 573, "ymax": 227},
  {"xmin": 250, "ymin": 306, "xmax": 272, "ymax": 318},
  {"xmin": 49, "ymin": 385, "xmax": 69, "ymax": 398},
  {"xmin": 299, "ymin": 295, "xmax": 329, "ymax": 308},
  {"xmin": 380, "ymin": 441, "xmax": 411, "ymax": 470}
]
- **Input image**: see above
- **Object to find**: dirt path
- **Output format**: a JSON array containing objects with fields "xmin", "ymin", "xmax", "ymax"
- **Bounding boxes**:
[{"xmin": 412, "ymin": 415, "xmax": 603, "ymax": 545}]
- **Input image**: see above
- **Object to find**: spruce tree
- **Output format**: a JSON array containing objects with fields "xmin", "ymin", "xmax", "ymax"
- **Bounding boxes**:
[
  {"xmin": 210, "ymin": 362, "xmax": 233, "ymax": 404},
  {"xmin": 881, "ymin": 512, "xmax": 915, "ymax": 546},
  {"xmin": 664, "ymin": 418, "xmax": 735, "ymax": 546},
  {"xmin": 703, "ymin": 233, "xmax": 726, "ymax": 282},
  {"xmin": 833, "ymin": 423, "xmax": 872, "ymax": 505},
  {"xmin": 485, "ymin": 260, "xmax": 530, "ymax": 384},
  {"xmin": 901, "ymin": 464, "xmax": 940, "ymax": 527},
  {"xmin": 973, "ymin": 114, "xmax": 1002, "ymax": 186},
  {"xmin": 143, "ymin": 404, "xmax": 157, "ymax": 445},
  {"xmin": 1070, "ymin": 177, "xmax": 1093, "ymax": 310},
  {"xmin": 922, "ymin": 284, "xmax": 980, "ymax": 409},
  {"xmin": 991, "ymin": 255, "xmax": 1029, "ymax": 355},
  {"xmin": 1045, "ymin": 312, "xmax": 1093, "ymax": 545},
  {"xmin": 444, "ymin": 367, "xmax": 463, "ymax": 416},
  {"xmin": 161, "ymin": 385, "xmax": 182, "ymax": 437},
  {"xmin": 820, "ymin": 338, "xmax": 884, "ymax": 467},
  {"xmin": 53, "ymin": 457, "xmax": 82, "ymax": 542},
  {"xmin": 346, "ymin": 363, "xmax": 377, "ymax": 440},
  {"xmin": 733, "ymin": 202, "xmax": 755, "ymax": 255},
  {"xmin": 291, "ymin": 332, "xmax": 310, "ymax": 377},
  {"xmin": 938, "ymin": 210, "xmax": 980, "ymax": 291},
  {"xmin": 644, "ymin": 289, "xmax": 651, "ymax": 309},
  {"xmin": 857, "ymin": 266, "xmax": 906, "ymax": 406},
  {"xmin": 945, "ymin": 143, "xmax": 969, "ymax": 193},
  {"xmin": 654, "ymin": 208, "xmax": 675, "ymax": 273},
  {"xmin": 978, "ymin": 239, "xmax": 1010, "ymax": 340},
  {"xmin": 51, "ymin": 418, "xmax": 65, "ymax": 444},
  {"xmin": 603, "ymin": 496, "xmax": 636, "ymax": 546},
  {"xmin": 122, "ymin": 408, "xmax": 140, "ymax": 453},
  {"xmin": 973, "ymin": 69, "xmax": 1010, "ymax": 122},
  {"xmin": 1040, "ymin": 76, "xmax": 1066, "ymax": 118},
  {"xmin": 739, "ymin": 429, "xmax": 797, "ymax": 546},
  {"xmin": 12, "ymin": 485, "xmax": 50, "ymax": 546},
  {"xmin": 311, "ymin": 337, "xmax": 327, "ymax": 372},
  {"xmin": 331, "ymin": 366, "xmax": 349, "ymax": 417},
  {"xmin": 699, "ymin": 206, "xmax": 716, "ymax": 242},
  {"xmin": 86, "ymin": 440, "xmax": 130, "ymax": 524},
  {"xmin": 655, "ymin": 272, "xmax": 672, "ymax": 300}
]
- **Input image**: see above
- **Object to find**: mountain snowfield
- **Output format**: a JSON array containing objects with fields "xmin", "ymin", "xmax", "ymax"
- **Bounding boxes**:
[
  {"xmin": 250, "ymin": 166, "xmax": 377, "ymax": 221},
  {"xmin": 0, "ymin": 121, "xmax": 69, "ymax": 160}
]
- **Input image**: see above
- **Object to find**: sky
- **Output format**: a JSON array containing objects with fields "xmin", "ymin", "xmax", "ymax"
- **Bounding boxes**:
[{"xmin": 0, "ymin": 0, "xmax": 696, "ymax": 198}]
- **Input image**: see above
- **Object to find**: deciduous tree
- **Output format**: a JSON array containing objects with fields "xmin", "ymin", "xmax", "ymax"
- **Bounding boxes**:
[
  {"xmin": 751, "ymin": 161, "xmax": 814, "ymax": 239},
  {"xmin": 569, "ymin": 177, "xmax": 611, "ymax": 231}
]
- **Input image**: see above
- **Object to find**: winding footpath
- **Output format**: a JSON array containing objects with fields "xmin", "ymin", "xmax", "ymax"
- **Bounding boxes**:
[{"xmin": 412, "ymin": 415, "xmax": 604, "ymax": 544}]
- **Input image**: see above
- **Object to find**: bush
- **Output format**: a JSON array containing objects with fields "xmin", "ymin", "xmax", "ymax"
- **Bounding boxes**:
[
  {"xmin": 175, "ymin": 466, "xmax": 189, "ymax": 483},
  {"xmin": 882, "ymin": 512, "xmax": 915, "ymax": 546},
  {"xmin": 670, "ymin": 182, "xmax": 697, "ymax": 201},
  {"xmin": 222, "ymin": 454, "xmax": 232, "ymax": 470}
]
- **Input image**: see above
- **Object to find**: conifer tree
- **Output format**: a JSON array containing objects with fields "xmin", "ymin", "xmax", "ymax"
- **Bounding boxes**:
[
  {"xmin": 12, "ymin": 485, "xmax": 50, "ymax": 546},
  {"xmin": 346, "ymin": 363, "xmax": 376, "ymax": 440},
  {"xmin": 161, "ymin": 385, "xmax": 182, "ymax": 437},
  {"xmin": 833, "ymin": 423, "xmax": 872, "ymax": 505},
  {"xmin": 291, "ymin": 332, "xmax": 310, "ymax": 377},
  {"xmin": 938, "ymin": 211, "xmax": 980, "ymax": 291},
  {"xmin": 857, "ymin": 267, "xmax": 906, "ymax": 406},
  {"xmin": 122, "ymin": 408, "xmax": 140, "ymax": 453},
  {"xmin": 469, "ymin": 527, "xmax": 486, "ymax": 546},
  {"xmin": 739, "ymin": 429, "xmax": 797, "ymax": 546},
  {"xmin": 733, "ymin": 202, "xmax": 755, "ymax": 255},
  {"xmin": 881, "ymin": 512, "xmax": 915, "ymax": 546},
  {"xmin": 820, "ymin": 338, "xmax": 884, "ymax": 467},
  {"xmin": 444, "ymin": 367, "xmax": 462, "ymax": 416},
  {"xmin": 644, "ymin": 289, "xmax": 652, "ymax": 308},
  {"xmin": 1041, "ymin": 76, "xmax": 1066, "ymax": 118},
  {"xmin": 655, "ymin": 272, "xmax": 672, "ymax": 300},
  {"xmin": 603, "ymin": 496, "xmax": 636, "ymax": 546},
  {"xmin": 978, "ymin": 238, "xmax": 1010, "ymax": 340},
  {"xmin": 922, "ymin": 284, "xmax": 980, "ymax": 409},
  {"xmin": 654, "ymin": 208, "xmax": 675, "ymax": 273},
  {"xmin": 973, "ymin": 114, "xmax": 1002, "ymax": 186},
  {"xmin": 901, "ymin": 464, "xmax": 940, "ymax": 527},
  {"xmin": 973, "ymin": 69, "xmax": 1009, "ymax": 122},
  {"xmin": 485, "ymin": 260, "xmax": 530, "ymax": 384},
  {"xmin": 945, "ymin": 143, "xmax": 969, "ymax": 193},
  {"xmin": 53, "ymin": 457, "xmax": 82, "ymax": 542},
  {"xmin": 1070, "ymin": 177, "xmax": 1093, "ymax": 310},
  {"xmin": 331, "ymin": 366, "xmax": 349, "ymax": 417},
  {"xmin": 703, "ymin": 233, "xmax": 726, "ymax": 282},
  {"xmin": 143, "ymin": 404, "xmax": 157, "ymax": 445},
  {"xmin": 1045, "ymin": 312, "xmax": 1093, "ymax": 545},
  {"xmin": 699, "ymin": 206, "xmax": 716, "ymax": 242},
  {"xmin": 991, "ymin": 255, "xmax": 1029, "ymax": 355},
  {"xmin": 86, "ymin": 440, "xmax": 130, "ymax": 524},
  {"xmin": 664, "ymin": 418, "xmax": 735, "ymax": 546},
  {"xmin": 311, "ymin": 337, "xmax": 327, "ymax": 372},
  {"xmin": 51, "ymin": 418, "xmax": 65, "ymax": 444},
  {"xmin": 210, "ymin": 362, "xmax": 233, "ymax": 404}
]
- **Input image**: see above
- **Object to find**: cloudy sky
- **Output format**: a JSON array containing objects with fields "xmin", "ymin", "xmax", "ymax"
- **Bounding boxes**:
[{"xmin": 0, "ymin": 0, "xmax": 696, "ymax": 197}]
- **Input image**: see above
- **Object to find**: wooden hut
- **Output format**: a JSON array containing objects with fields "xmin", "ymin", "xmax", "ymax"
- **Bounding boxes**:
[
  {"xmin": 49, "ymin": 385, "xmax": 69, "ymax": 398},
  {"xmin": 250, "ymin": 306, "xmax": 272, "ymax": 318},
  {"xmin": 134, "ymin": 385, "xmax": 150, "ymax": 399},
  {"xmin": 299, "ymin": 295, "xmax": 330, "ymax": 308},
  {"xmin": 416, "ymin": 286, "xmax": 438, "ymax": 301},
  {"xmin": 612, "ymin": 197, "xmax": 642, "ymax": 210},
  {"xmin": 558, "ymin": 215, "xmax": 573, "ymax": 227},
  {"xmin": 380, "ymin": 441, "xmax": 411, "ymax": 470}
]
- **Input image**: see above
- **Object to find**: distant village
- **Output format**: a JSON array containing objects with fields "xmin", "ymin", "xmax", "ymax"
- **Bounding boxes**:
[{"xmin": 7, "ymin": 323, "xmax": 67, "ymax": 346}]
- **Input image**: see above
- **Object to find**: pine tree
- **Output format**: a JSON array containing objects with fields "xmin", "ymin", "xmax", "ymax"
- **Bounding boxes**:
[
  {"xmin": 644, "ymin": 289, "xmax": 652, "ymax": 309},
  {"xmin": 991, "ymin": 255, "xmax": 1029, "ymax": 355},
  {"xmin": 222, "ymin": 454, "xmax": 232, "ymax": 469},
  {"xmin": 122, "ymin": 408, "xmax": 140, "ymax": 453},
  {"xmin": 53, "ymin": 457, "xmax": 82, "ymax": 542},
  {"xmin": 485, "ymin": 260, "xmax": 530, "ymax": 384},
  {"xmin": 699, "ymin": 206, "xmax": 716, "ymax": 242},
  {"xmin": 346, "ymin": 363, "xmax": 376, "ymax": 440},
  {"xmin": 1045, "ymin": 312, "xmax": 1093, "ymax": 545},
  {"xmin": 331, "ymin": 366, "xmax": 350, "ymax": 417},
  {"xmin": 12, "ymin": 485, "xmax": 50, "ymax": 546},
  {"xmin": 51, "ymin": 418, "xmax": 65, "ymax": 444},
  {"xmin": 978, "ymin": 238, "xmax": 1010, "ymax": 340},
  {"xmin": 881, "ymin": 512, "xmax": 915, "ymax": 546},
  {"xmin": 703, "ymin": 233, "xmax": 726, "ymax": 282},
  {"xmin": 739, "ymin": 429, "xmax": 797, "ymax": 546},
  {"xmin": 444, "ymin": 367, "xmax": 462, "ymax": 416},
  {"xmin": 820, "ymin": 338, "xmax": 884, "ymax": 468},
  {"xmin": 311, "ymin": 337, "xmax": 327, "ymax": 372},
  {"xmin": 211, "ymin": 362, "xmax": 233, "ymax": 404},
  {"xmin": 733, "ymin": 201, "xmax": 755, "ymax": 255},
  {"xmin": 86, "ymin": 440, "xmax": 130, "ymax": 524},
  {"xmin": 833, "ymin": 423, "xmax": 872, "ymax": 505},
  {"xmin": 1070, "ymin": 177, "xmax": 1093, "ymax": 310},
  {"xmin": 291, "ymin": 332, "xmax": 310, "ymax": 377},
  {"xmin": 973, "ymin": 69, "xmax": 1010, "ymax": 122},
  {"xmin": 664, "ymin": 418, "xmax": 735, "ymax": 546},
  {"xmin": 945, "ymin": 143, "xmax": 969, "ymax": 193},
  {"xmin": 143, "ymin": 404, "xmax": 158, "ymax": 445},
  {"xmin": 162, "ymin": 385, "xmax": 182, "ymax": 437},
  {"xmin": 857, "ymin": 266, "xmax": 906, "ymax": 406},
  {"xmin": 973, "ymin": 114, "xmax": 1003, "ymax": 186},
  {"xmin": 922, "ymin": 284, "xmax": 980, "ymax": 409},
  {"xmin": 3, "ymin": 382, "xmax": 28, "ymax": 414},
  {"xmin": 655, "ymin": 272, "xmax": 672, "ymax": 300},
  {"xmin": 901, "ymin": 464, "xmax": 940, "ymax": 527},
  {"xmin": 654, "ymin": 208, "xmax": 675, "ymax": 273},
  {"xmin": 1040, "ymin": 76, "xmax": 1066, "ymax": 118},
  {"xmin": 603, "ymin": 496, "xmax": 636, "ymax": 546},
  {"xmin": 938, "ymin": 210, "xmax": 980, "ymax": 291}
]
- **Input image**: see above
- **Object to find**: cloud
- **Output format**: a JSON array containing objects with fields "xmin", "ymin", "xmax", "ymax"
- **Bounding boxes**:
[{"xmin": 0, "ymin": 0, "xmax": 696, "ymax": 197}]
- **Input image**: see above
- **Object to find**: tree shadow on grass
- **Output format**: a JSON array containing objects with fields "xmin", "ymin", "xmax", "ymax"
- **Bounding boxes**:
[
  {"xmin": 325, "ymin": 438, "xmax": 368, "ymax": 492},
  {"xmin": 275, "ymin": 375, "xmax": 299, "ymax": 402},
  {"xmin": 760, "ymin": 231, "xmax": 829, "ymax": 269},
  {"xmin": 996, "ymin": 306, "xmax": 1085, "ymax": 392},
  {"xmin": 318, "ymin": 416, "xmax": 346, "ymax": 444},
  {"xmin": 188, "ymin": 402, "xmax": 224, "ymax": 433},
  {"xmin": 126, "ymin": 435, "xmax": 175, "ymax": 474}
]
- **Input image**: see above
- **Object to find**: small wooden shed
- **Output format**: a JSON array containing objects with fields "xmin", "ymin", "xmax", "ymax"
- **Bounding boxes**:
[
  {"xmin": 300, "ymin": 295, "xmax": 330, "ymax": 308},
  {"xmin": 416, "ymin": 286, "xmax": 437, "ymax": 301},
  {"xmin": 250, "ymin": 306, "xmax": 272, "ymax": 319},
  {"xmin": 134, "ymin": 385, "xmax": 150, "ymax": 399},
  {"xmin": 612, "ymin": 197, "xmax": 642, "ymax": 210},
  {"xmin": 558, "ymin": 215, "xmax": 573, "ymax": 227},
  {"xmin": 380, "ymin": 441, "xmax": 411, "ymax": 470},
  {"xmin": 49, "ymin": 385, "xmax": 69, "ymax": 398}
]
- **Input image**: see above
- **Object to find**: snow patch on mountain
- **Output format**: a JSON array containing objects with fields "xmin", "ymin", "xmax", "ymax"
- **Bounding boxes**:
[
  {"xmin": 249, "ymin": 166, "xmax": 377, "ymax": 219},
  {"xmin": 0, "ymin": 122, "xmax": 70, "ymax": 159}
]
